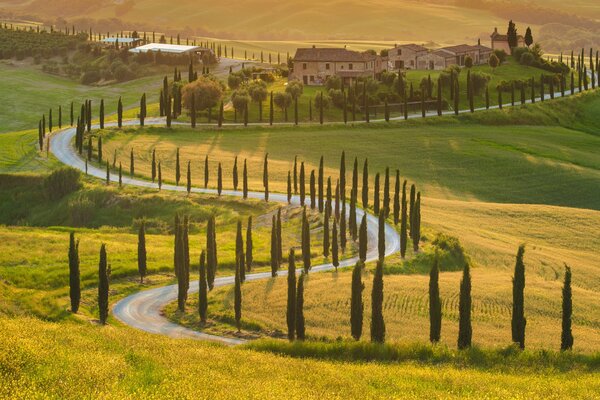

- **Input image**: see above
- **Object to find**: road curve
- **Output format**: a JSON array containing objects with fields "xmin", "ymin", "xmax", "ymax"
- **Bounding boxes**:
[{"xmin": 50, "ymin": 122, "xmax": 400, "ymax": 345}]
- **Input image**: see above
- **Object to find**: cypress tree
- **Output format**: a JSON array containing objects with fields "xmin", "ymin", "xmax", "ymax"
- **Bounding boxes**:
[
  {"xmin": 300, "ymin": 162, "xmax": 306, "ymax": 206},
  {"xmin": 359, "ymin": 214, "xmax": 367, "ymax": 262},
  {"xmin": 531, "ymin": 77, "xmax": 536, "ymax": 103},
  {"xmin": 296, "ymin": 272, "xmax": 306, "ymax": 340},
  {"xmin": 485, "ymin": 84, "xmax": 490, "ymax": 109},
  {"xmin": 106, "ymin": 161, "xmax": 110, "ymax": 185},
  {"xmin": 511, "ymin": 82, "xmax": 515, "ymax": 106},
  {"xmin": 277, "ymin": 208, "xmax": 283, "ymax": 264},
  {"xmin": 100, "ymin": 99, "xmax": 105, "ymax": 129},
  {"xmin": 349, "ymin": 193, "xmax": 357, "ymax": 241},
  {"xmin": 38, "ymin": 120, "xmax": 43, "ymax": 151},
  {"xmin": 98, "ymin": 244, "xmax": 110, "ymax": 325},
  {"xmin": 332, "ymin": 221, "xmax": 339, "ymax": 269},
  {"xmin": 206, "ymin": 217, "xmax": 215, "ymax": 290},
  {"xmin": 412, "ymin": 192, "xmax": 421, "ymax": 252},
  {"xmin": 186, "ymin": 161, "xmax": 192, "ymax": 194},
  {"xmin": 350, "ymin": 261, "xmax": 364, "ymax": 340},
  {"xmin": 318, "ymin": 156, "xmax": 324, "ymax": 213},
  {"xmin": 351, "ymin": 157, "xmax": 358, "ymax": 207},
  {"xmin": 561, "ymin": 264, "xmax": 574, "ymax": 351},
  {"xmin": 334, "ymin": 179, "xmax": 340, "ymax": 221},
  {"xmin": 68, "ymin": 232, "xmax": 80, "ymax": 313},
  {"xmin": 457, "ymin": 263, "xmax": 472, "ymax": 349},
  {"xmin": 362, "ymin": 158, "xmax": 369, "ymax": 209},
  {"xmin": 302, "ymin": 207, "xmax": 311, "ymax": 273},
  {"xmin": 540, "ymin": 74, "xmax": 545, "ymax": 101},
  {"xmin": 373, "ymin": 173, "xmax": 380, "ymax": 215},
  {"xmin": 326, "ymin": 177, "xmax": 332, "ymax": 218},
  {"xmin": 378, "ymin": 209, "xmax": 385, "ymax": 261},
  {"xmin": 140, "ymin": 94, "xmax": 146, "ymax": 126},
  {"xmin": 243, "ymin": 159, "xmax": 248, "ymax": 199},
  {"xmin": 340, "ymin": 201, "xmax": 347, "ymax": 252},
  {"xmin": 270, "ymin": 216, "xmax": 278, "ymax": 277},
  {"xmin": 244, "ymin": 102, "xmax": 248, "ymax": 126},
  {"xmin": 287, "ymin": 171, "xmax": 292, "ymax": 203},
  {"xmin": 383, "ymin": 167, "xmax": 390, "ymax": 217},
  {"xmin": 393, "ymin": 170, "xmax": 400, "ymax": 225},
  {"xmin": 98, "ymin": 136, "xmax": 103, "ymax": 162},
  {"xmin": 233, "ymin": 156, "xmax": 238, "ymax": 191},
  {"xmin": 287, "ymin": 249, "xmax": 296, "ymax": 341},
  {"xmin": 117, "ymin": 97, "xmax": 123, "ymax": 128},
  {"xmin": 130, "ymin": 148, "xmax": 134, "ymax": 177},
  {"xmin": 371, "ymin": 260, "xmax": 385, "ymax": 343},
  {"xmin": 453, "ymin": 80, "xmax": 459, "ymax": 115},
  {"xmin": 246, "ymin": 216, "xmax": 253, "ymax": 272},
  {"xmin": 70, "ymin": 101, "xmax": 74, "ymax": 126},
  {"xmin": 204, "ymin": 156, "xmax": 209, "ymax": 188},
  {"xmin": 400, "ymin": 180, "xmax": 408, "ymax": 258},
  {"xmin": 175, "ymin": 148, "xmax": 181, "ymax": 185},
  {"xmin": 319, "ymin": 91, "xmax": 324, "ymax": 124},
  {"xmin": 498, "ymin": 88, "xmax": 503, "ymax": 109},
  {"xmin": 263, "ymin": 153, "xmax": 269, "ymax": 202},
  {"xmin": 429, "ymin": 251, "xmax": 442, "ymax": 343},
  {"xmin": 48, "ymin": 108, "xmax": 52, "ymax": 133},
  {"xmin": 438, "ymin": 77, "xmax": 443, "ymax": 115},
  {"xmin": 323, "ymin": 209, "xmax": 330, "ymax": 258},
  {"xmin": 151, "ymin": 149, "xmax": 156, "ymax": 182},
  {"xmin": 511, "ymin": 244, "xmax": 527, "ymax": 350},
  {"xmin": 293, "ymin": 156, "xmax": 298, "ymax": 194},
  {"xmin": 234, "ymin": 251, "xmax": 242, "ymax": 331},
  {"xmin": 236, "ymin": 220, "xmax": 245, "ymax": 282},
  {"xmin": 339, "ymin": 151, "xmax": 346, "ymax": 203},
  {"xmin": 158, "ymin": 161, "xmax": 162, "ymax": 190},
  {"xmin": 269, "ymin": 91, "xmax": 274, "ymax": 125},
  {"xmin": 118, "ymin": 162, "xmax": 122, "ymax": 187},
  {"xmin": 309, "ymin": 170, "xmax": 316, "ymax": 209},
  {"xmin": 137, "ymin": 222, "xmax": 147, "ymax": 283},
  {"xmin": 217, "ymin": 162, "xmax": 222, "ymax": 195},
  {"xmin": 409, "ymin": 184, "xmax": 416, "ymax": 236},
  {"xmin": 294, "ymin": 96, "xmax": 299, "ymax": 126}
]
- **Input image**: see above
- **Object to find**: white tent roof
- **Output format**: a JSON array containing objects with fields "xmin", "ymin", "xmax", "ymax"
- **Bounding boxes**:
[
  {"xmin": 129, "ymin": 43, "xmax": 203, "ymax": 54},
  {"xmin": 102, "ymin": 37, "xmax": 140, "ymax": 44}
]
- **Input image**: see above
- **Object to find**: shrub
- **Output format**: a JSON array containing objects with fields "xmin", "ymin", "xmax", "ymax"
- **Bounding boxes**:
[
  {"xmin": 228, "ymin": 72, "xmax": 244, "ymax": 90},
  {"xmin": 325, "ymin": 75, "xmax": 341, "ymax": 90},
  {"xmin": 314, "ymin": 92, "xmax": 331, "ymax": 109},
  {"xmin": 470, "ymin": 72, "xmax": 491, "ymax": 95},
  {"xmin": 493, "ymin": 49, "xmax": 507, "ymax": 64},
  {"xmin": 328, "ymin": 89, "xmax": 345, "ymax": 109},
  {"xmin": 80, "ymin": 70, "xmax": 101, "ymax": 85},
  {"xmin": 44, "ymin": 167, "xmax": 81, "ymax": 200},
  {"xmin": 68, "ymin": 196, "xmax": 95, "ymax": 227},
  {"xmin": 285, "ymin": 80, "xmax": 304, "ymax": 99}
]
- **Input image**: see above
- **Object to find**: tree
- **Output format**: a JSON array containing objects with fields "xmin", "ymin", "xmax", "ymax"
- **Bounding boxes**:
[
  {"xmin": 287, "ymin": 171, "xmax": 292, "ymax": 203},
  {"xmin": 236, "ymin": 220, "xmax": 244, "ymax": 281},
  {"xmin": 98, "ymin": 136, "xmax": 103, "ymax": 163},
  {"xmin": 117, "ymin": 97, "xmax": 123, "ymax": 128},
  {"xmin": 246, "ymin": 216, "xmax": 253, "ymax": 271},
  {"xmin": 204, "ymin": 156, "xmax": 209, "ymax": 188},
  {"xmin": 287, "ymin": 249, "xmax": 297, "ymax": 341},
  {"xmin": 339, "ymin": 151, "xmax": 346, "ymax": 203},
  {"xmin": 309, "ymin": 170, "xmax": 316, "ymax": 209},
  {"xmin": 412, "ymin": 192, "xmax": 421, "ymax": 252},
  {"xmin": 464, "ymin": 56, "xmax": 473, "ymax": 69},
  {"xmin": 359, "ymin": 214, "xmax": 367, "ymax": 263},
  {"xmin": 234, "ymin": 250, "xmax": 242, "ymax": 331},
  {"xmin": 243, "ymin": 159, "xmax": 248, "ymax": 199},
  {"xmin": 273, "ymin": 92, "xmax": 292, "ymax": 121},
  {"xmin": 507, "ymin": 20, "xmax": 518, "ymax": 51},
  {"xmin": 293, "ymin": 156, "xmax": 298, "ymax": 194},
  {"xmin": 296, "ymin": 272, "xmax": 306, "ymax": 340},
  {"xmin": 98, "ymin": 244, "xmax": 110, "ymax": 325},
  {"xmin": 248, "ymin": 79, "xmax": 268, "ymax": 121},
  {"xmin": 198, "ymin": 250, "xmax": 208, "ymax": 323},
  {"xmin": 373, "ymin": 173, "xmax": 380, "ymax": 215},
  {"xmin": 285, "ymin": 80, "xmax": 304, "ymax": 100},
  {"xmin": 429, "ymin": 251, "xmax": 442, "ymax": 343},
  {"xmin": 186, "ymin": 161, "xmax": 192, "ymax": 194},
  {"xmin": 158, "ymin": 162, "xmax": 162, "ymax": 190},
  {"xmin": 151, "ymin": 150, "xmax": 156, "ymax": 182},
  {"xmin": 300, "ymin": 162, "xmax": 306, "ymax": 206},
  {"xmin": 233, "ymin": 156, "xmax": 238, "ymax": 191},
  {"xmin": 263, "ymin": 153, "xmax": 269, "ymax": 202},
  {"xmin": 182, "ymin": 76, "xmax": 224, "ymax": 112},
  {"xmin": 457, "ymin": 262, "xmax": 472, "ymax": 349},
  {"xmin": 362, "ymin": 158, "xmax": 369, "ymax": 209},
  {"xmin": 561, "ymin": 264, "xmax": 574, "ymax": 351},
  {"xmin": 318, "ymin": 156, "xmax": 324, "ymax": 212},
  {"xmin": 217, "ymin": 162, "xmax": 223, "ymax": 195},
  {"xmin": 511, "ymin": 244, "xmax": 527, "ymax": 350},
  {"xmin": 99, "ymin": 99, "xmax": 105, "ymax": 129},
  {"xmin": 140, "ymin": 93, "xmax": 146, "ymax": 127},
  {"xmin": 332, "ymin": 221, "xmax": 339, "ymax": 269},
  {"xmin": 524, "ymin": 27, "xmax": 533, "ymax": 48},
  {"xmin": 138, "ymin": 222, "xmax": 147, "ymax": 283},
  {"xmin": 340, "ymin": 201, "xmax": 347, "ymax": 252},
  {"xmin": 351, "ymin": 262, "xmax": 364, "ymax": 340},
  {"xmin": 68, "ymin": 232, "xmax": 80, "ymax": 313},
  {"xmin": 206, "ymin": 216, "xmax": 217, "ymax": 290},
  {"xmin": 130, "ymin": 148, "xmax": 135, "ymax": 177},
  {"xmin": 175, "ymin": 148, "xmax": 181, "ymax": 185},
  {"xmin": 323, "ymin": 210, "xmax": 330, "ymax": 258},
  {"xmin": 383, "ymin": 167, "xmax": 390, "ymax": 217},
  {"xmin": 377, "ymin": 210, "xmax": 386, "ymax": 262},
  {"xmin": 302, "ymin": 207, "xmax": 311, "ymax": 273},
  {"xmin": 371, "ymin": 260, "xmax": 385, "ymax": 343},
  {"xmin": 393, "ymin": 170, "xmax": 400, "ymax": 225},
  {"xmin": 409, "ymin": 184, "xmax": 416, "ymax": 237}
]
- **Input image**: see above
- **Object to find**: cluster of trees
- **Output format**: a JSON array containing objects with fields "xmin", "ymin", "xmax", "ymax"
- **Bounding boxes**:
[{"xmin": 0, "ymin": 25, "xmax": 85, "ymax": 60}]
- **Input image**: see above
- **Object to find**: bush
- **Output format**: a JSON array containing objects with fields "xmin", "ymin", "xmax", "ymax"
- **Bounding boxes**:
[
  {"xmin": 68, "ymin": 196, "xmax": 95, "ymax": 227},
  {"xmin": 314, "ymin": 92, "xmax": 331, "ymax": 109},
  {"xmin": 44, "ymin": 167, "xmax": 81, "ymax": 200},
  {"xmin": 520, "ymin": 52, "xmax": 534, "ymax": 66},
  {"xmin": 228, "ymin": 72, "xmax": 245, "ymax": 90},
  {"xmin": 285, "ymin": 80, "xmax": 304, "ymax": 99},
  {"xmin": 493, "ymin": 49, "xmax": 507, "ymax": 64},
  {"xmin": 328, "ymin": 89, "xmax": 345, "ymax": 109},
  {"xmin": 80, "ymin": 70, "xmax": 101, "ymax": 85},
  {"xmin": 325, "ymin": 75, "xmax": 341, "ymax": 90},
  {"xmin": 470, "ymin": 71, "xmax": 491, "ymax": 95}
]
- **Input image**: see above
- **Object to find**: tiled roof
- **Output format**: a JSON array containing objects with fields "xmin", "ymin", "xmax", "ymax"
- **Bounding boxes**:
[
  {"xmin": 439, "ymin": 44, "xmax": 480, "ymax": 54},
  {"xmin": 396, "ymin": 43, "xmax": 428, "ymax": 52},
  {"xmin": 293, "ymin": 48, "xmax": 375, "ymax": 62}
]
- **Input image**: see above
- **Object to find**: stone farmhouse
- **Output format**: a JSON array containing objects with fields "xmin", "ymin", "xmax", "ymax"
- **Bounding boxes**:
[
  {"xmin": 490, "ymin": 27, "xmax": 525, "ymax": 53},
  {"xmin": 387, "ymin": 43, "xmax": 493, "ymax": 71},
  {"xmin": 289, "ymin": 47, "xmax": 384, "ymax": 86}
]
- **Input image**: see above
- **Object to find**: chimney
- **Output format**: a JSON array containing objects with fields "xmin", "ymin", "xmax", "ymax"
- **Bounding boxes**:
[
  {"xmin": 494, "ymin": 27, "xmax": 498, "ymax": 34},
  {"xmin": 312, "ymin": 44, "xmax": 316, "ymax": 48}
]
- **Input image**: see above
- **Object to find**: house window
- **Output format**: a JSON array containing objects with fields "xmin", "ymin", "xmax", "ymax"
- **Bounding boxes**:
[
  {"xmin": 325, "ymin": 63, "xmax": 330, "ymax": 70},
  {"xmin": 349, "ymin": 63, "xmax": 353, "ymax": 70},
  {"xmin": 399, "ymin": 49, "xmax": 402, "ymax": 55},
  {"xmin": 310, "ymin": 75, "xmax": 315, "ymax": 82},
  {"xmin": 303, "ymin": 63, "xmax": 307, "ymax": 70}
]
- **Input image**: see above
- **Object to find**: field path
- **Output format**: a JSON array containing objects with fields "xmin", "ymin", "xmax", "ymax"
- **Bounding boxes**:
[{"xmin": 50, "ymin": 121, "xmax": 400, "ymax": 345}]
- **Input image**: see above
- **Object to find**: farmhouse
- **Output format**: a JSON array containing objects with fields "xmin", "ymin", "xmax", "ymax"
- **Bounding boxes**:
[
  {"xmin": 387, "ymin": 44, "xmax": 428, "ymax": 70},
  {"xmin": 491, "ymin": 27, "xmax": 525, "ymax": 53},
  {"xmin": 289, "ymin": 47, "xmax": 381, "ymax": 85},
  {"xmin": 438, "ymin": 44, "xmax": 493, "ymax": 67}
]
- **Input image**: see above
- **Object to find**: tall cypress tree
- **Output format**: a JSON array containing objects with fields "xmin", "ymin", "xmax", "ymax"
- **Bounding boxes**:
[
  {"xmin": 158, "ymin": 162, "xmax": 162, "ymax": 190},
  {"xmin": 351, "ymin": 157, "xmax": 358, "ymax": 205},
  {"xmin": 246, "ymin": 216, "xmax": 253, "ymax": 272},
  {"xmin": 383, "ymin": 167, "xmax": 390, "ymax": 217},
  {"xmin": 334, "ymin": 179, "xmax": 340, "ymax": 221},
  {"xmin": 350, "ymin": 261, "xmax": 364, "ymax": 340},
  {"xmin": 457, "ymin": 262, "xmax": 472, "ymax": 349},
  {"xmin": 138, "ymin": 222, "xmax": 147, "ymax": 283},
  {"xmin": 204, "ymin": 155, "xmax": 209, "ymax": 188},
  {"xmin": 263, "ymin": 153, "xmax": 269, "ymax": 202},
  {"xmin": 339, "ymin": 151, "xmax": 346, "ymax": 203},
  {"xmin": 241, "ymin": 159, "xmax": 248, "ymax": 199},
  {"xmin": 318, "ymin": 156, "xmax": 324, "ymax": 213},
  {"xmin": 409, "ymin": 184, "xmax": 416, "ymax": 237},
  {"xmin": 175, "ymin": 148, "xmax": 181, "ymax": 185},
  {"xmin": 98, "ymin": 244, "xmax": 110, "ymax": 325},
  {"xmin": 429, "ymin": 251, "xmax": 442, "ymax": 343},
  {"xmin": 130, "ymin": 148, "xmax": 135, "ymax": 177},
  {"xmin": 118, "ymin": 163, "xmax": 123, "ymax": 187},
  {"xmin": 323, "ymin": 209, "xmax": 330, "ymax": 258},
  {"xmin": 373, "ymin": 173, "xmax": 380, "ymax": 215},
  {"xmin": 296, "ymin": 272, "xmax": 306, "ymax": 340},
  {"xmin": 561, "ymin": 264, "xmax": 574, "ymax": 351},
  {"xmin": 340, "ymin": 200, "xmax": 347, "ymax": 252},
  {"xmin": 68, "ymin": 232, "xmax": 80, "ymax": 313},
  {"xmin": 217, "ymin": 162, "xmax": 223, "ymax": 195},
  {"xmin": 234, "ymin": 251, "xmax": 242, "ymax": 331},
  {"xmin": 277, "ymin": 208, "xmax": 283, "ymax": 264},
  {"xmin": 309, "ymin": 170, "xmax": 316, "ymax": 209},
  {"xmin": 400, "ymin": 181, "xmax": 408, "ymax": 258},
  {"xmin": 349, "ymin": 193, "xmax": 357, "ymax": 241},
  {"xmin": 206, "ymin": 217, "xmax": 215, "ymax": 290},
  {"xmin": 359, "ymin": 214, "xmax": 367, "ymax": 262},
  {"xmin": 326, "ymin": 177, "xmax": 333, "ymax": 218},
  {"xmin": 270, "ymin": 215, "xmax": 278, "ymax": 277},
  {"xmin": 140, "ymin": 94, "xmax": 146, "ymax": 127},
  {"xmin": 511, "ymin": 244, "xmax": 527, "ymax": 350},
  {"xmin": 186, "ymin": 161, "xmax": 191, "ymax": 194},
  {"xmin": 293, "ymin": 156, "xmax": 298, "ymax": 194},
  {"xmin": 236, "ymin": 220, "xmax": 244, "ymax": 281},
  {"xmin": 412, "ymin": 192, "xmax": 421, "ymax": 252},
  {"xmin": 233, "ymin": 156, "xmax": 238, "ymax": 191},
  {"xmin": 287, "ymin": 249, "xmax": 297, "ymax": 341},
  {"xmin": 302, "ymin": 207, "xmax": 311, "ymax": 273},
  {"xmin": 393, "ymin": 170, "xmax": 400, "ymax": 225},
  {"xmin": 371, "ymin": 260, "xmax": 385, "ymax": 343},
  {"xmin": 99, "ymin": 99, "xmax": 105, "ymax": 129},
  {"xmin": 287, "ymin": 171, "xmax": 292, "ymax": 203},
  {"xmin": 378, "ymin": 210, "xmax": 385, "ymax": 262},
  {"xmin": 117, "ymin": 96, "xmax": 123, "ymax": 128},
  {"xmin": 98, "ymin": 136, "xmax": 103, "ymax": 163},
  {"xmin": 151, "ymin": 149, "xmax": 156, "ymax": 182},
  {"xmin": 300, "ymin": 161, "xmax": 306, "ymax": 206},
  {"xmin": 362, "ymin": 158, "xmax": 369, "ymax": 209},
  {"xmin": 332, "ymin": 221, "xmax": 339, "ymax": 269}
]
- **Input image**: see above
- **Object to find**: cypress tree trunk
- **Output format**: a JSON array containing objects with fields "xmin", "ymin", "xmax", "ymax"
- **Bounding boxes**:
[
  {"xmin": 498, "ymin": 89, "xmax": 503, "ymax": 109},
  {"xmin": 378, "ymin": 210, "xmax": 385, "ymax": 262},
  {"xmin": 138, "ymin": 222, "xmax": 147, "ymax": 283},
  {"xmin": 318, "ymin": 156, "xmax": 324, "ymax": 212},
  {"xmin": 234, "ymin": 252, "xmax": 242, "ymax": 331},
  {"xmin": 359, "ymin": 214, "xmax": 367, "ymax": 262},
  {"xmin": 204, "ymin": 156, "xmax": 209, "ymax": 188},
  {"xmin": 561, "ymin": 264, "xmax": 574, "ymax": 351},
  {"xmin": 100, "ymin": 99, "xmax": 104, "ymax": 129},
  {"xmin": 246, "ymin": 216, "xmax": 253, "ymax": 272},
  {"xmin": 295, "ymin": 273, "xmax": 305, "ymax": 340},
  {"xmin": 362, "ymin": 158, "xmax": 369, "ymax": 209},
  {"xmin": 287, "ymin": 249, "xmax": 296, "ymax": 341},
  {"xmin": 309, "ymin": 170, "xmax": 316, "ymax": 209},
  {"xmin": 105, "ymin": 161, "xmax": 110, "ymax": 185},
  {"xmin": 130, "ymin": 148, "xmax": 134, "ymax": 177},
  {"xmin": 68, "ymin": 232, "xmax": 80, "ymax": 313},
  {"xmin": 429, "ymin": 251, "xmax": 442, "ymax": 343},
  {"xmin": 511, "ymin": 244, "xmax": 527, "ymax": 350},
  {"xmin": 300, "ymin": 162, "xmax": 306, "ymax": 206},
  {"xmin": 217, "ymin": 162, "xmax": 222, "ymax": 195},
  {"xmin": 457, "ymin": 263, "xmax": 472, "ymax": 349},
  {"xmin": 243, "ymin": 159, "xmax": 248, "ymax": 199},
  {"xmin": 350, "ymin": 262, "xmax": 364, "ymax": 340},
  {"xmin": 370, "ymin": 260, "xmax": 385, "ymax": 343},
  {"xmin": 98, "ymin": 244, "xmax": 110, "ymax": 325}
]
